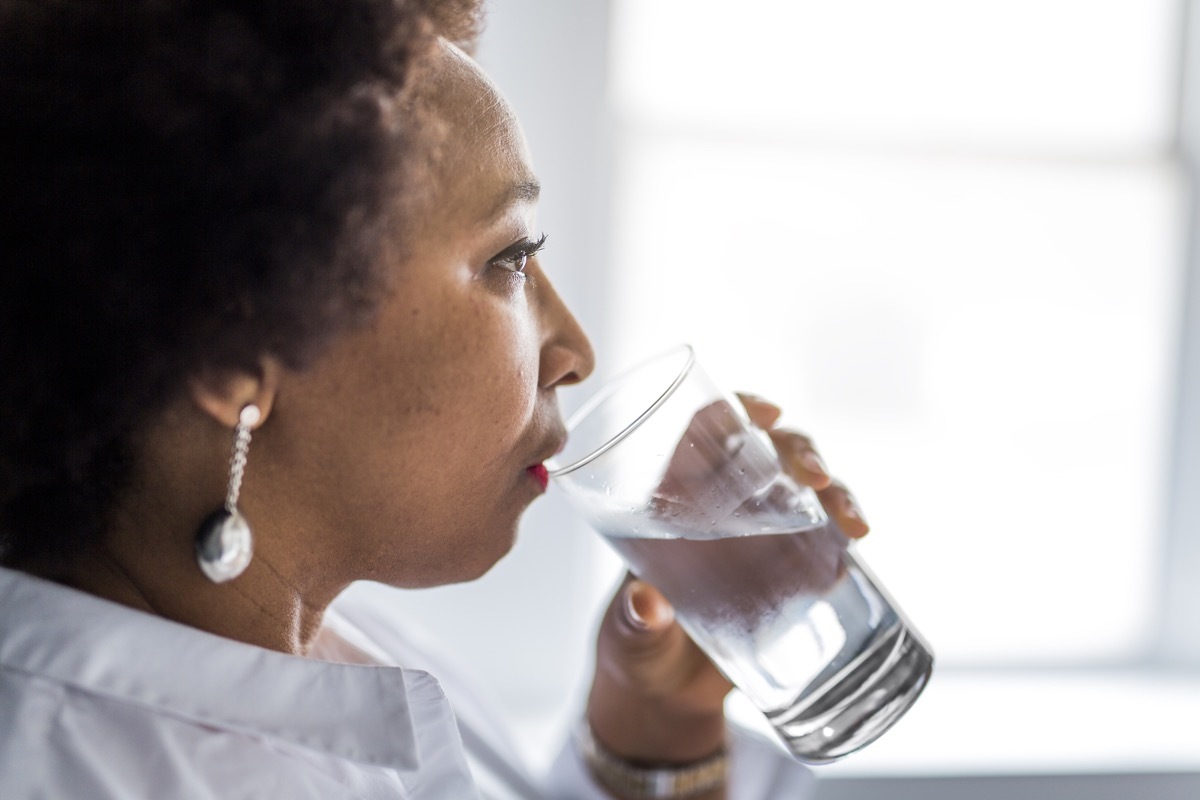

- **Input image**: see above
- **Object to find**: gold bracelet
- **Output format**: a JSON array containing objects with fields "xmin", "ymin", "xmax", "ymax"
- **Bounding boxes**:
[{"xmin": 575, "ymin": 720, "xmax": 728, "ymax": 799}]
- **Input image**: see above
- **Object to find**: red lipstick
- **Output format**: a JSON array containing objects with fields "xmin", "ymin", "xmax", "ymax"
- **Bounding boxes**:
[{"xmin": 527, "ymin": 463, "xmax": 549, "ymax": 492}]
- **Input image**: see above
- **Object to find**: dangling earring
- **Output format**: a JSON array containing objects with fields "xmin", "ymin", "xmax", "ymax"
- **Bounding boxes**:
[{"xmin": 195, "ymin": 403, "xmax": 260, "ymax": 583}]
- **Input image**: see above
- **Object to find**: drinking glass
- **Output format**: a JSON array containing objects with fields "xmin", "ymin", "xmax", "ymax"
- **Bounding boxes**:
[{"xmin": 549, "ymin": 345, "xmax": 933, "ymax": 763}]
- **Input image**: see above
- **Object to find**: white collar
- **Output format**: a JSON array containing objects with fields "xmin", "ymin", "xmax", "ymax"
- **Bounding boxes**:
[{"xmin": 0, "ymin": 566, "xmax": 442, "ymax": 770}]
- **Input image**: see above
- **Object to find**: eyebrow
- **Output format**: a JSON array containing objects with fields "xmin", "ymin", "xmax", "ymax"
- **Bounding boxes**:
[{"xmin": 486, "ymin": 178, "xmax": 541, "ymax": 221}]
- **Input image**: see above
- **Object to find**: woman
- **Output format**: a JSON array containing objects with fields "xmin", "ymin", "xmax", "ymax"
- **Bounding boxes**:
[{"xmin": 0, "ymin": 1, "xmax": 869, "ymax": 797}]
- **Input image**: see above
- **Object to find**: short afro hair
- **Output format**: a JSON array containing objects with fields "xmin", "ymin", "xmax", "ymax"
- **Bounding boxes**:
[{"xmin": 0, "ymin": 0, "xmax": 483, "ymax": 566}]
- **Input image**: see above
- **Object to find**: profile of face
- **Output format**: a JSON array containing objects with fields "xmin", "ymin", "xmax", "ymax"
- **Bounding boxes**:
[{"xmin": 244, "ymin": 41, "xmax": 594, "ymax": 590}]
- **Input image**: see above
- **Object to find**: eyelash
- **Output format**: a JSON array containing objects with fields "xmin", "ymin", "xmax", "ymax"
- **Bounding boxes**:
[{"xmin": 489, "ymin": 233, "xmax": 548, "ymax": 277}]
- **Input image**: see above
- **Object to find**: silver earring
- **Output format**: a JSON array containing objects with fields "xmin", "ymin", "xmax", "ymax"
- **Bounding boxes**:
[{"xmin": 195, "ymin": 403, "xmax": 260, "ymax": 583}]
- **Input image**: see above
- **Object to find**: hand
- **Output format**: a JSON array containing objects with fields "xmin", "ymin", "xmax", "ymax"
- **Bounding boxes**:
[
  {"xmin": 739, "ymin": 393, "xmax": 869, "ymax": 541},
  {"xmin": 585, "ymin": 394, "xmax": 870, "ymax": 771}
]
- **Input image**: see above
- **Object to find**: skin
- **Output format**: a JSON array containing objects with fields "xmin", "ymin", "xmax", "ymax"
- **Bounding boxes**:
[{"xmin": 40, "ymin": 40, "xmax": 871, "ymax": 799}]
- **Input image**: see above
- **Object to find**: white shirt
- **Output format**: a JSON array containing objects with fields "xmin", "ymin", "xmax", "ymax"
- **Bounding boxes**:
[{"xmin": 0, "ymin": 567, "xmax": 814, "ymax": 798}]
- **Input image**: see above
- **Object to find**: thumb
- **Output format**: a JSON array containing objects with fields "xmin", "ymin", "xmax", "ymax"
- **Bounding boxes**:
[
  {"xmin": 597, "ymin": 575, "xmax": 733, "ymax": 711},
  {"xmin": 601, "ymin": 576, "xmax": 693, "ymax": 691}
]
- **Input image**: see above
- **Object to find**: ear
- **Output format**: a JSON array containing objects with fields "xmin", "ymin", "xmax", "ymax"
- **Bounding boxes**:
[{"xmin": 186, "ymin": 358, "xmax": 282, "ymax": 430}]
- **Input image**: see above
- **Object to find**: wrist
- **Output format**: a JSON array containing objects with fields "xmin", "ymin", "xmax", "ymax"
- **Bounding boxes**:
[
  {"xmin": 587, "ymin": 683, "xmax": 727, "ymax": 765},
  {"xmin": 575, "ymin": 718, "xmax": 728, "ymax": 800}
]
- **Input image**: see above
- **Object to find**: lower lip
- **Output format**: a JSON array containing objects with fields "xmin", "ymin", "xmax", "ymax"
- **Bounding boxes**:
[{"xmin": 527, "ymin": 464, "xmax": 549, "ymax": 492}]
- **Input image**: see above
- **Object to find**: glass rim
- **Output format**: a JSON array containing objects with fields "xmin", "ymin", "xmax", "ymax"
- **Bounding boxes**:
[{"xmin": 548, "ymin": 343, "xmax": 696, "ymax": 478}]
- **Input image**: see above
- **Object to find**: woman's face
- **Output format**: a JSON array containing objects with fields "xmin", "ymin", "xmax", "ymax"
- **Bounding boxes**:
[{"xmin": 249, "ymin": 42, "xmax": 594, "ymax": 589}]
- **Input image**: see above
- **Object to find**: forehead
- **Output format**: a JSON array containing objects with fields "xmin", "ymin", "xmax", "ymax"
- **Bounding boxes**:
[{"xmin": 416, "ymin": 41, "xmax": 536, "ymax": 219}]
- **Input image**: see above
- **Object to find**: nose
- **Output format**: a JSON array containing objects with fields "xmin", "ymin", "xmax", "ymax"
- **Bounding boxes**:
[{"xmin": 535, "ymin": 271, "xmax": 595, "ymax": 389}]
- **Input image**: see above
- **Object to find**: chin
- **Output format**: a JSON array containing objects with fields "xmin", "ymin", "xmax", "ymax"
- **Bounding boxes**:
[
  {"xmin": 433, "ymin": 522, "xmax": 522, "ymax": 586},
  {"xmin": 470, "ymin": 532, "xmax": 521, "ymax": 581}
]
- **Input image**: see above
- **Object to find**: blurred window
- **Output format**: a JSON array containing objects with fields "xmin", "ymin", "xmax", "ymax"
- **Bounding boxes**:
[{"xmin": 606, "ymin": 0, "xmax": 1184, "ymax": 667}]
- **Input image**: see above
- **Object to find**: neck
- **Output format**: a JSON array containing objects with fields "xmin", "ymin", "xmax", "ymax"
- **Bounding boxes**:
[
  {"xmin": 39, "ymin": 522, "xmax": 341, "ymax": 657},
  {"xmin": 29, "ymin": 395, "xmax": 352, "ymax": 656}
]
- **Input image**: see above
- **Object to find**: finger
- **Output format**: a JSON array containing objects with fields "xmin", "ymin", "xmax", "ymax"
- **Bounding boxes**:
[
  {"xmin": 767, "ymin": 428, "xmax": 833, "ymax": 491},
  {"xmin": 817, "ymin": 480, "xmax": 870, "ymax": 538},
  {"xmin": 736, "ymin": 392, "xmax": 782, "ymax": 429}
]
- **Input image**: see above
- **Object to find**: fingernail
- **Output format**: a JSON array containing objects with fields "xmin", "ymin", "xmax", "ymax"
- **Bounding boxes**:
[
  {"xmin": 801, "ymin": 451, "xmax": 828, "ymax": 477},
  {"xmin": 624, "ymin": 582, "xmax": 651, "ymax": 630},
  {"xmin": 624, "ymin": 581, "xmax": 674, "ymax": 630},
  {"xmin": 844, "ymin": 502, "xmax": 868, "ymax": 527}
]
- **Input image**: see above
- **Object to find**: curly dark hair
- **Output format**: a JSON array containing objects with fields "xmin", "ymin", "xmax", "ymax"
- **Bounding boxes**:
[{"xmin": 0, "ymin": 0, "xmax": 483, "ymax": 566}]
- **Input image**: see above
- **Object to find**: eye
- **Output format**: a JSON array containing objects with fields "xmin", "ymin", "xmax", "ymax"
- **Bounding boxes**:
[{"xmin": 489, "ymin": 233, "xmax": 547, "ymax": 276}]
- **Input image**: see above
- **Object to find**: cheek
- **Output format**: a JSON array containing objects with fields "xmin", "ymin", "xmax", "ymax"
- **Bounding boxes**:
[
  {"xmin": 410, "ymin": 295, "xmax": 540, "ymax": 462},
  {"xmin": 448, "ymin": 306, "xmax": 540, "ymax": 445}
]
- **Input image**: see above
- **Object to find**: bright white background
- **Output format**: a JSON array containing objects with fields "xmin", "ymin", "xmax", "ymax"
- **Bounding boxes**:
[
  {"xmin": 608, "ymin": 0, "xmax": 1183, "ymax": 669},
  {"xmin": 364, "ymin": 1, "xmax": 1200, "ymax": 796}
]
